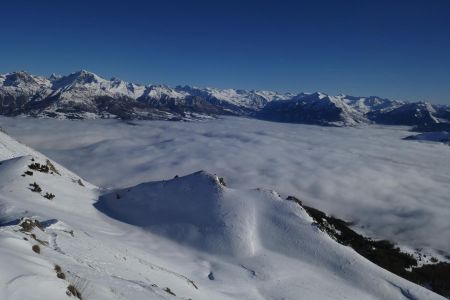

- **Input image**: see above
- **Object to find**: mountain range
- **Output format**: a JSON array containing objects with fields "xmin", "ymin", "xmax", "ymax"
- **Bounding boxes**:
[{"xmin": 1, "ymin": 70, "xmax": 449, "ymax": 128}]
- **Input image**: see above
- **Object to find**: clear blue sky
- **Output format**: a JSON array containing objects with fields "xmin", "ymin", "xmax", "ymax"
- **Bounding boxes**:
[{"xmin": 1, "ymin": 0, "xmax": 449, "ymax": 104}]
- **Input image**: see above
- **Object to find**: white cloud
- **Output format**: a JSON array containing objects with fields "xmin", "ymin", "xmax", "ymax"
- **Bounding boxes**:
[{"xmin": 2, "ymin": 116, "xmax": 449, "ymax": 253}]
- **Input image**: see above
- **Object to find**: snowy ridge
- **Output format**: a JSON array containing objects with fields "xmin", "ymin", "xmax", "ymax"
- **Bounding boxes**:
[
  {"xmin": 51, "ymin": 70, "xmax": 146, "ymax": 100},
  {"xmin": 1, "ymin": 70, "xmax": 449, "ymax": 126},
  {"xmin": 176, "ymin": 86, "xmax": 294, "ymax": 109},
  {"xmin": 257, "ymin": 92, "xmax": 366, "ymax": 126},
  {"xmin": 141, "ymin": 85, "xmax": 187, "ymax": 102},
  {"xmin": 97, "ymin": 170, "xmax": 446, "ymax": 299},
  {"xmin": 342, "ymin": 95, "xmax": 404, "ymax": 114},
  {"xmin": 0, "ymin": 70, "xmax": 293, "ymax": 119}
]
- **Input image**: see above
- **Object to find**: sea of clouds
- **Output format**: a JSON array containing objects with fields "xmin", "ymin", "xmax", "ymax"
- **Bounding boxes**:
[{"xmin": 1, "ymin": 116, "xmax": 449, "ymax": 253}]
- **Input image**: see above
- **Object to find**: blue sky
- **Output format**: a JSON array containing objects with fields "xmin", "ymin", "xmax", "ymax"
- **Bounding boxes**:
[{"xmin": 1, "ymin": 0, "xmax": 449, "ymax": 103}]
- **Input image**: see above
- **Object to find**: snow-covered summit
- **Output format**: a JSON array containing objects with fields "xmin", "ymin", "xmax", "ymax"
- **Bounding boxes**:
[
  {"xmin": 258, "ymin": 91, "xmax": 446, "ymax": 127},
  {"xmin": 51, "ymin": 70, "xmax": 145, "ymax": 100},
  {"xmin": 51, "ymin": 70, "xmax": 106, "ymax": 89},
  {"xmin": 367, "ymin": 100, "xmax": 440, "ymax": 125},
  {"xmin": 0, "ymin": 71, "xmax": 52, "ymax": 103},
  {"xmin": 342, "ymin": 95, "xmax": 403, "ymax": 113},
  {"xmin": 189, "ymin": 87, "xmax": 293, "ymax": 109},
  {"xmin": 140, "ymin": 84, "xmax": 188, "ymax": 103},
  {"xmin": 258, "ymin": 91, "xmax": 366, "ymax": 126},
  {"xmin": 96, "ymin": 170, "xmax": 446, "ymax": 299},
  {"xmin": 0, "ymin": 71, "xmax": 51, "ymax": 89}
]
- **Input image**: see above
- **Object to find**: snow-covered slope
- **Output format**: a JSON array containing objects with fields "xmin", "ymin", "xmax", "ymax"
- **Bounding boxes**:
[
  {"xmin": 341, "ymin": 95, "xmax": 403, "ymax": 113},
  {"xmin": 0, "ymin": 72, "xmax": 51, "ymax": 96},
  {"xmin": 0, "ymin": 132, "xmax": 217, "ymax": 300},
  {"xmin": 0, "ymin": 156, "xmax": 202, "ymax": 300},
  {"xmin": 258, "ymin": 92, "xmax": 449, "ymax": 127},
  {"xmin": 97, "ymin": 171, "xmax": 446, "ymax": 300},
  {"xmin": 0, "ymin": 129, "xmax": 446, "ymax": 299},
  {"xmin": 139, "ymin": 85, "xmax": 187, "ymax": 103},
  {"xmin": 0, "ymin": 72, "xmax": 53, "ymax": 115},
  {"xmin": 51, "ymin": 71, "xmax": 145, "ymax": 100},
  {"xmin": 175, "ymin": 86, "xmax": 293, "ymax": 110},
  {"xmin": 257, "ymin": 92, "xmax": 366, "ymax": 126},
  {"xmin": 367, "ymin": 101, "xmax": 440, "ymax": 126}
]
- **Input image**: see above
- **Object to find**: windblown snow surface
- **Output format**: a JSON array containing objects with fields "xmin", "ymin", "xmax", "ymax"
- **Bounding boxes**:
[{"xmin": 1, "ymin": 116, "xmax": 449, "ymax": 257}]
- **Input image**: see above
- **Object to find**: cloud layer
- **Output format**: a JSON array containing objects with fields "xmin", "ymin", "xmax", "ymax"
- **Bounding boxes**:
[{"xmin": 2, "ymin": 117, "xmax": 449, "ymax": 253}]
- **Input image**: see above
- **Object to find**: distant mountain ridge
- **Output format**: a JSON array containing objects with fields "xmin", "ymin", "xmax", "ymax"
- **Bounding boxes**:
[{"xmin": 1, "ymin": 70, "xmax": 449, "ymax": 127}]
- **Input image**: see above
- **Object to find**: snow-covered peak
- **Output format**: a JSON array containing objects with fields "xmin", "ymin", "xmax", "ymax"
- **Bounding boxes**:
[
  {"xmin": 49, "ymin": 71, "xmax": 147, "ymax": 104},
  {"xmin": 342, "ymin": 95, "xmax": 403, "ymax": 113},
  {"xmin": 51, "ymin": 70, "xmax": 107, "ymax": 90},
  {"xmin": 98, "ymin": 170, "xmax": 296, "ymax": 257},
  {"xmin": 253, "ymin": 89, "xmax": 295, "ymax": 101},
  {"xmin": 315, "ymin": 91, "xmax": 328, "ymax": 99},
  {"xmin": 366, "ymin": 100, "xmax": 440, "ymax": 126},
  {"xmin": 141, "ymin": 84, "xmax": 188, "ymax": 101},
  {"xmin": 48, "ymin": 73, "xmax": 62, "ymax": 81},
  {"xmin": 173, "ymin": 86, "xmax": 293, "ymax": 109},
  {"xmin": 421, "ymin": 101, "xmax": 437, "ymax": 114},
  {"xmin": 293, "ymin": 91, "xmax": 329, "ymax": 100},
  {"xmin": 0, "ymin": 71, "xmax": 51, "ymax": 91},
  {"xmin": 95, "ymin": 170, "xmax": 445, "ymax": 299},
  {"xmin": 266, "ymin": 91, "xmax": 365, "ymax": 125},
  {"xmin": 108, "ymin": 77, "xmax": 146, "ymax": 98}
]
